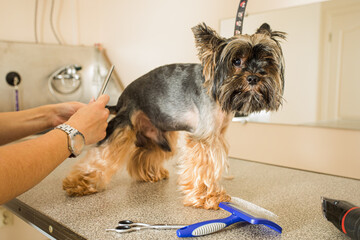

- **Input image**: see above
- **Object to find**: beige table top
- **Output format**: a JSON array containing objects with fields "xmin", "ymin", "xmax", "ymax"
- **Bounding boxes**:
[{"xmin": 5, "ymin": 155, "xmax": 360, "ymax": 240}]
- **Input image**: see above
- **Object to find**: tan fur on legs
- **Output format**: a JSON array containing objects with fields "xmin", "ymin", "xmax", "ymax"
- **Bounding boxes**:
[
  {"xmin": 126, "ymin": 111, "xmax": 178, "ymax": 182},
  {"xmin": 127, "ymin": 131, "xmax": 178, "ymax": 182},
  {"xmin": 62, "ymin": 127, "xmax": 135, "ymax": 196},
  {"xmin": 178, "ymin": 132, "xmax": 231, "ymax": 210}
]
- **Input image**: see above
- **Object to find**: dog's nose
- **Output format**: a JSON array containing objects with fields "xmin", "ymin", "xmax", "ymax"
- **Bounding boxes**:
[{"xmin": 246, "ymin": 75, "xmax": 260, "ymax": 85}]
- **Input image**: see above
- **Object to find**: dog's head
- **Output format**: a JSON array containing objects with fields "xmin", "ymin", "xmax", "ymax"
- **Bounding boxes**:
[{"xmin": 192, "ymin": 23, "xmax": 285, "ymax": 115}]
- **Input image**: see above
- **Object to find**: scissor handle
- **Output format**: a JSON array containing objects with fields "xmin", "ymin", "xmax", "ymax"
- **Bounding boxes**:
[
  {"xmin": 106, "ymin": 226, "xmax": 139, "ymax": 233},
  {"xmin": 116, "ymin": 220, "xmax": 185, "ymax": 231}
]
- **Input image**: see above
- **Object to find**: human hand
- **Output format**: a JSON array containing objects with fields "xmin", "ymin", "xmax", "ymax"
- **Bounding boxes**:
[
  {"xmin": 51, "ymin": 102, "xmax": 86, "ymax": 127},
  {"xmin": 65, "ymin": 95, "xmax": 110, "ymax": 145}
]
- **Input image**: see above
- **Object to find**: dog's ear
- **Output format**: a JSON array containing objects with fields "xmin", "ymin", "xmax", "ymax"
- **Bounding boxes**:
[
  {"xmin": 256, "ymin": 23, "xmax": 286, "ymax": 41},
  {"xmin": 256, "ymin": 23, "xmax": 272, "ymax": 36},
  {"xmin": 256, "ymin": 23, "xmax": 286, "ymax": 93},
  {"xmin": 192, "ymin": 23, "xmax": 224, "ymax": 51},
  {"xmin": 192, "ymin": 23, "xmax": 226, "ymax": 95}
]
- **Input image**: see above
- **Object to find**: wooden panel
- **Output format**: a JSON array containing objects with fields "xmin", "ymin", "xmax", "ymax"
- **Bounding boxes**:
[{"xmin": 226, "ymin": 122, "xmax": 360, "ymax": 179}]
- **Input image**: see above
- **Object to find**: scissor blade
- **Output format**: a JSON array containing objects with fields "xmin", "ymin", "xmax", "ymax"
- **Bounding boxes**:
[
  {"xmin": 97, "ymin": 65, "xmax": 114, "ymax": 100},
  {"xmin": 151, "ymin": 225, "xmax": 186, "ymax": 229},
  {"xmin": 106, "ymin": 227, "xmax": 141, "ymax": 233}
]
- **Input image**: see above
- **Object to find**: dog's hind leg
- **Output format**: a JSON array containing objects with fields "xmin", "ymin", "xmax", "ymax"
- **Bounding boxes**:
[
  {"xmin": 62, "ymin": 127, "xmax": 135, "ymax": 196},
  {"xmin": 126, "ymin": 111, "xmax": 178, "ymax": 182},
  {"xmin": 126, "ymin": 131, "xmax": 178, "ymax": 182}
]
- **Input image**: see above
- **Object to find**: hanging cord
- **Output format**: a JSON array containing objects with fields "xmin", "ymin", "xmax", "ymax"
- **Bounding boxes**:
[
  {"xmin": 34, "ymin": 0, "xmax": 38, "ymax": 43},
  {"xmin": 234, "ymin": 0, "xmax": 248, "ymax": 35},
  {"xmin": 233, "ymin": 0, "xmax": 248, "ymax": 119},
  {"xmin": 50, "ymin": 0, "xmax": 62, "ymax": 44}
]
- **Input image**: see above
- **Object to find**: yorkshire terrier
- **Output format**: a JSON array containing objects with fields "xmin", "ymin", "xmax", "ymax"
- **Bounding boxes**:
[{"xmin": 62, "ymin": 23, "xmax": 285, "ymax": 210}]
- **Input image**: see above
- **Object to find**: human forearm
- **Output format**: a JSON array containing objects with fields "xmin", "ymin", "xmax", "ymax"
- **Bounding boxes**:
[
  {"xmin": 0, "ymin": 102, "xmax": 85, "ymax": 146},
  {"xmin": 0, "ymin": 96, "xmax": 109, "ymax": 204},
  {"xmin": 0, "ymin": 129, "xmax": 70, "ymax": 204},
  {"xmin": 0, "ymin": 105, "xmax": 54, "ymax": 145}
]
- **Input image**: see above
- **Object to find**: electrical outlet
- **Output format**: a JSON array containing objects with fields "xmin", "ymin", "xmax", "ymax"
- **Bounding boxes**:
[{"xmin": 0, "ymin": 206, "xmax": 14, "ymax": 228}]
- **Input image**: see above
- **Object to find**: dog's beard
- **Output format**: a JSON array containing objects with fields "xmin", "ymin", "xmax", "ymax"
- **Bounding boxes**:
[{"xmin": 218, "ymin": 74, "xmax": 283, "ymax": 115}]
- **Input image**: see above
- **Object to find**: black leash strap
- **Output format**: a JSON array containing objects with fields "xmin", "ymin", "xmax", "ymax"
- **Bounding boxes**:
[
  {"xmin": 234, "ymin": 0, "xmax": 248, "ymax": 118},
  {"xmin": 234, "ymin": 0, "xmax": 248, "ymax": 35}
]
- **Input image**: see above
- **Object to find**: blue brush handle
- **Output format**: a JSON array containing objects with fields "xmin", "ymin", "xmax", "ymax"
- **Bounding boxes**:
[{"xmin": 177, "ymin": 214, "xmax": 242, "ymax": 238}]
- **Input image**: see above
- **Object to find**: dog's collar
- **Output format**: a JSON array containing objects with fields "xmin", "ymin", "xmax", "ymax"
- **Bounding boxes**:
[{"xmin": 234, "ymin": 0, "xmax": 248, "ymax": 35}]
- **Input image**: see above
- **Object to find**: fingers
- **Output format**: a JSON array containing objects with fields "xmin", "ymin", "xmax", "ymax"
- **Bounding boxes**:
[
  {"xmin": 64, "ymin": 95, "xmax": 110, "ymax": 145},
  {"xmin": 94, "ymin": 94, "xmax": 110, "ymax": 107},
  {"xmin": 96, "ymin": 95, "xmax": 110, "ymax": 119},
  {"xmin": 72, "ymin": 102, "xmax": 86, "ymax": 113}
]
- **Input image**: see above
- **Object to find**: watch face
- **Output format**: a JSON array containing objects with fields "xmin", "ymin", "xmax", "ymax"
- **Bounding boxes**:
[{"xmin": 71, "ymin": 132, "xmax": 85, "ymax": 156}]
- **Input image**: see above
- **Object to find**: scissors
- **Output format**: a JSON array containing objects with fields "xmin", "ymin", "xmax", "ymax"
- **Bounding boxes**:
[
  {"xmin": 96, "ymin": 65, "xmax": 114, "ymax": 100},
  {"xmin": 106, "ymin": 220, "xmax": 185, "ymax": 233}
]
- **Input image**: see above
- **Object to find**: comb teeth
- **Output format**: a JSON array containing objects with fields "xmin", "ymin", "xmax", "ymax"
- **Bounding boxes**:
[
  {"xmin": 231, "ymin": 197, "xmax": 278, "ymax": 220},
  {"xmin": 192, "ymin": 222, "xmax": 226, "ymax": 236}
]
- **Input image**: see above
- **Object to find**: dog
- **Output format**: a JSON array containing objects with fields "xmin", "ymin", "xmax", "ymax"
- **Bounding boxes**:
[{"xmin": 62, "ymin": 22, "xmax": 285, "ymax": 210}]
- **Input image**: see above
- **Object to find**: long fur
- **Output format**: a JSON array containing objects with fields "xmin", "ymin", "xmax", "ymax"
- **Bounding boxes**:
[{"xmin": 62, "ymin": 22, "xmax": 285, "ymax": 210}]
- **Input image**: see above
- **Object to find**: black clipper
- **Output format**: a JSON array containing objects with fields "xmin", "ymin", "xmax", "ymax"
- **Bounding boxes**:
[{"xmin": 322, "ymin": 197, "xmax": 360, "ymax": 240}]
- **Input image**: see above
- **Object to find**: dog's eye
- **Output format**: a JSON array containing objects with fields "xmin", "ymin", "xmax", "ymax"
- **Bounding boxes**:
[
  {"xmin": 232, "ymin": 58, "xmax": 241, "ymax": 67},
  {"xmin": 259, "ymin": 71, "xmax": 267, "ymax": 75}
]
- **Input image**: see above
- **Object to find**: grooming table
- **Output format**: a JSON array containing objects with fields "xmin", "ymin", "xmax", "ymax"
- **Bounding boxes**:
[{"xmin": 4, "ymin": 155, "xmax": 360, "ymax": 239}]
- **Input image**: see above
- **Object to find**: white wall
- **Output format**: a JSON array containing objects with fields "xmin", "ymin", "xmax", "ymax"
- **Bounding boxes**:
[
  {"xmin": 0, "ymin": 0, "xmax": 241, "ymax": 87},
  {"xmin": 0, "ymin": 0, "xmax": 102, "ymax": 45},
  {"xmin": 245, "ymin": 0, "xmax": 328, "ymax": 14},
  {"xmin": 0, "ymin": 0, "xmax": 327, "ymax": 87}
]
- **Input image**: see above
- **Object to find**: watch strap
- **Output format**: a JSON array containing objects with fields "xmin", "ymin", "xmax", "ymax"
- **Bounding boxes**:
[{"xmin": 55, "ymin": 124, "xmax": 84, "ymax": 158}]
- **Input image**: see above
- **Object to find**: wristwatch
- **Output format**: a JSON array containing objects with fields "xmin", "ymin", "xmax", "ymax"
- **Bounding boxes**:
[{"xmin": 55, "ymin": 124, "xmax": 85, "ymax": 158}]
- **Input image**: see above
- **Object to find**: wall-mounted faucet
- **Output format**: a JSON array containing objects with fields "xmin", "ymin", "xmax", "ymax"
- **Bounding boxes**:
[
  {"xmin": 5, "ymin": 71, "xmax": 21, "ymax": 111},
  {"xmin": 49, "ymin": 64, "xmax": 82, "ymax": 94}
]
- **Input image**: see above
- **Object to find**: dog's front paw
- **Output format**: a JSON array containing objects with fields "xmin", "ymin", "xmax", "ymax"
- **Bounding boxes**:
[
  {"xmin": 183, "ymin": 190, "xmax": 231, "ymax": 210},
  {"xmin": 62, "ymin": 170, "xmax": 105, "ymax": 197}
]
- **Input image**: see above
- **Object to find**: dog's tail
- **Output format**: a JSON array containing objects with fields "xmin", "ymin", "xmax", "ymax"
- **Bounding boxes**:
[
  {"xmin": 99, "ymin": 106, "xmax": 127, "ymax": 145},
  {"xmin": 97, "ymin": 105, "xmax": 117, "ymax": 146},
  {"xmin": 106, "ymin": 105, "xmax": 118, "ymax": 115}
]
